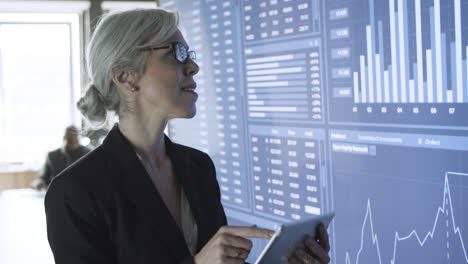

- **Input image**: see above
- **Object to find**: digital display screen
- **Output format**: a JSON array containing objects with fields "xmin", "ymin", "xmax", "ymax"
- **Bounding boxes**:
[{"xmin": 161, "ymin": 0, "xmax": 468, "ymax": 263}]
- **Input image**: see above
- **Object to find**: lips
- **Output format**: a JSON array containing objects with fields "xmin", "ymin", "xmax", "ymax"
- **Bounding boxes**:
[{"xmin": 181, "ymin": 82, "xmax": 197, "ymax": 92}]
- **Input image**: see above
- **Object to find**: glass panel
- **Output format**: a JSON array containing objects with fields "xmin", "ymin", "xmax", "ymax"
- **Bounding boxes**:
[{"xmin": 0, "ymin": 23, "xmax": 73, "ymax": 169}]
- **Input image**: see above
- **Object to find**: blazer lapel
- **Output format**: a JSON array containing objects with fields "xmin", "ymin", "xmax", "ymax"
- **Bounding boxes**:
[
  {"xmin": 164, "ymin": 136, "xmax": 211, "ymax": 251},
  {"xmin": 101, "ymin": 126, "xmax": 191, "ymax": 261}
]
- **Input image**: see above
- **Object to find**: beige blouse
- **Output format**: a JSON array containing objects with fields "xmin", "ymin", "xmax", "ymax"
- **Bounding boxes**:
[
  {"xmin": 180, "ymin": 188, "xmax": 198, "ymax": 255},
  {"xmin": 135, "ymin": 152, "xmax": 199, "ymax": 256}
]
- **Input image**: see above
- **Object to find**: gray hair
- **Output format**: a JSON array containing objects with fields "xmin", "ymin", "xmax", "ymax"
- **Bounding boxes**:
[{"xmin": 77, "ymin": 8, "xmax": 179, "ymax": 128}]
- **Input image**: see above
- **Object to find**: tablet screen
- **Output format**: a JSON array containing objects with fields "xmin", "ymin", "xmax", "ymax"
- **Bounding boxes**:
[{"xmin": 255, "ymin": 212, "xmax": 335, "ymax": 264}]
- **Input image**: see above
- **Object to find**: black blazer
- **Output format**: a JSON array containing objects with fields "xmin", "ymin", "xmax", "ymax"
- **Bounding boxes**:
[
  {"xmin": 45, "ymin": 126, "xmax": 227, "ymax": 264},
  {"xmin": 39, "ymin": 145, "xmax": 90, "ymax": 185}
]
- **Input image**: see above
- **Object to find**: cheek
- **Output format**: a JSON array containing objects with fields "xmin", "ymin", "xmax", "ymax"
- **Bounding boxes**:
[
  {"xmin": 141, "ymin": 69, "xmax": 181, "ymax": 103},
  {"xmin": 143, "ymin": 64, "xmax": 173, "ymax": 85},
  {"xmin": 159, "ymin": 71, "xmax": 182, "ymax": 99}
]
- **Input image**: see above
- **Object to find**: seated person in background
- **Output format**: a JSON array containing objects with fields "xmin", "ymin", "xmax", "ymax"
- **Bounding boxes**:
[{"xmin": 31, "ymin": 125, "xmax": 90, "ymax": 190}]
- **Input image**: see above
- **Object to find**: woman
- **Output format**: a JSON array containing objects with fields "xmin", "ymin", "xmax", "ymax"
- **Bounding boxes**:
[{"xmin": 45, "ymin": 8, "xmax": 330, "ymax": 264}]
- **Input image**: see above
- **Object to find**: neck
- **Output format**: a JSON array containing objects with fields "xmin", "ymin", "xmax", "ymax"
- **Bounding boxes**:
[{"xmin": 118, "ymin": 112, "xmax": 168, "ymax": 168}]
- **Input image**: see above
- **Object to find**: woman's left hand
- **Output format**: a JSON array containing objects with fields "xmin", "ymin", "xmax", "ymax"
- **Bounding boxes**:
[{"xmin": 288, "ymin": 223, "xmax": 330, "ymax": 264}]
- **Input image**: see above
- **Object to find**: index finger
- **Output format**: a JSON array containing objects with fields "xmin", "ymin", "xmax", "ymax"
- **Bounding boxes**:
[
  {"xmin": 315, "ymin": 223, "xmax": 330, "ymax": 252},
  {"xmin": 219, "ymin": 226, "xmax": 275, "ymax": 239}
]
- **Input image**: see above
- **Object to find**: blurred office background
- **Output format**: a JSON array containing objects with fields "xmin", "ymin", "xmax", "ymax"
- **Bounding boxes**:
[{"xmin": 0, "ymin": 1, "xmax": 157, "ymax": 263}]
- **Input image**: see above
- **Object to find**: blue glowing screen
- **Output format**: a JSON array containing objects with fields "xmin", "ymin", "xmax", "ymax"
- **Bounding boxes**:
[{"xmin": 161, "ymin": 0, "xmax": 468, "ymax": 263}]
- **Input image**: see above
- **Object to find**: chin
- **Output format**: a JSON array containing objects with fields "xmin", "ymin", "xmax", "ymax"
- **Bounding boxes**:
[
  {"xmin": 186, "ymin": 108, "xmax": 197, "ymax": 119},
  {"xmin": 177, "ymin": 107, "xmax": 196, "ymax": 119}
]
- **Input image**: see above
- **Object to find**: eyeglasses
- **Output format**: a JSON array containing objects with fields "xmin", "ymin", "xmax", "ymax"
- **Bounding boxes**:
[{"xmin": 144, "ymin": 41, "xmax": 196, "ymax": 64}]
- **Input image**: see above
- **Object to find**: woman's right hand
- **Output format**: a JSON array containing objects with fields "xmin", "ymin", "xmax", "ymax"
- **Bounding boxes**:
[{"xmin": 194, "ymin": 225, "xmax": 274, "ymax": 264}]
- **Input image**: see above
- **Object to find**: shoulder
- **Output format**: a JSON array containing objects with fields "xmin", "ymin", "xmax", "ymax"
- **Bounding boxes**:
[
  {"xmin": 47, "ymin": 146, "xmax": 112, "ymax": 196},
  {"xmin": 44, "ymin": 149, "xmax": 110, "ymax": 240},
  {"xmin": 180, "ymin": 144, "xmax": 211, "ymax": 161},
  {"xmin": 169, "ymin": 142, "xmax": 220, "ymax": 188},
  {"xmin": 44, "ymin": 145, "xmax": 115, "ymax": 220},
  {"xmin": 171, "ymin": 142, "xmax": 214, "ymax": 168},
  {"xmin": 167, "ymin": 140, "xmax": 218, "ymax": 185},
  {"xmin": 49, "ymin": 148, "xmax": 62, "ymax": 155},
  {"xmin": 47, "ymin": 148, "xmax": 63, "ymax": 158}
]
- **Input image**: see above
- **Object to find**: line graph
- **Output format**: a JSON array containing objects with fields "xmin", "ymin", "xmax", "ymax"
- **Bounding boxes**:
[{"xmin": 345, "ymin": 172, "xmax": 468, "ymax": 264}]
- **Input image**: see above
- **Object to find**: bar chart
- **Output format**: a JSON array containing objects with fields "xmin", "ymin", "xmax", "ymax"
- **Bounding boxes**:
[
  {"xmin": 326, "ymin": 0, "xmax": 468, "ymax": 127},
  {"xmin": 245, "ymin": 40, "xmax": 322, "ymax": 121},
  {"xmin": 242, "ymin": 0, "xmax": 324, "ymax": 123}
]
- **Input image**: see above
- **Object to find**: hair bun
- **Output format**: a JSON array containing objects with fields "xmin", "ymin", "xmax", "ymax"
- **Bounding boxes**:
[{"xmin": 77, "ymin": 83, "xmax": 108, "ymax": 125}]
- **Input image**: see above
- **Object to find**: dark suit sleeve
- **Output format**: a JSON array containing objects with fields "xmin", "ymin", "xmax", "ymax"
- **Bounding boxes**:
[{"xmin": 44, "ymin": 175, "xmax": 114, "ymax": 264}]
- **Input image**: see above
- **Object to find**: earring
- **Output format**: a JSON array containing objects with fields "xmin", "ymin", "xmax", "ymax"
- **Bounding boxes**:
[{"xmin": 131, "ymin": 86, "xmax": 138, "ymax": 92}]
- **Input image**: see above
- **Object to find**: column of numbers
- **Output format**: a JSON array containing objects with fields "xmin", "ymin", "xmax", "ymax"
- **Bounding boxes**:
[
  {"xmin": 209, "ymin": 1, "xmax": 248, "ymax": 208},
  {"xmin": 251, "ymin": 135, "xmax": 322, "ymax": 220}
]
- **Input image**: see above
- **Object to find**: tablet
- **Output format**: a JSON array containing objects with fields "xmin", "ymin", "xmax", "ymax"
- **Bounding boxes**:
[{"xmin": 254, "ymin": 212, "xmax": 335, "ymax": 264}]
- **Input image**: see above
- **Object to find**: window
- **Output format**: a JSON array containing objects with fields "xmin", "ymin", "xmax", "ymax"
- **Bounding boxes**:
[{"xmin": 0, "ymin": 2, "xmax": 88, "ymax": 171}]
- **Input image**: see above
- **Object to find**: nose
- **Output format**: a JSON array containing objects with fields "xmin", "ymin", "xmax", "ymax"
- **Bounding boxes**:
[{"xmin": 185, "ymin": 58, "xmax": 199, "ymax": 76}]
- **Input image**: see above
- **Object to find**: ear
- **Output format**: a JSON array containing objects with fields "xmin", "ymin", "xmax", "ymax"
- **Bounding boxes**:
[{"xmin": 111, "ymin": 68, "xmax": 138, "ymax": 92}]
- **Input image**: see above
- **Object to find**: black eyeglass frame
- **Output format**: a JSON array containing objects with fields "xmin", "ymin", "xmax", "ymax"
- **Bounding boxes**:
[{"xmin": 144, "ymin": 41, "xmax": 196, "ymax": 64}]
